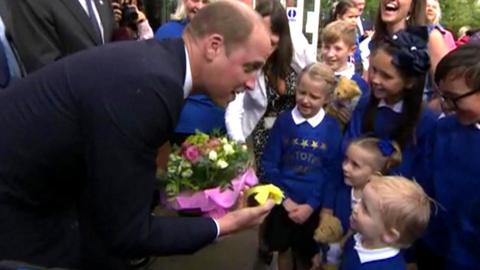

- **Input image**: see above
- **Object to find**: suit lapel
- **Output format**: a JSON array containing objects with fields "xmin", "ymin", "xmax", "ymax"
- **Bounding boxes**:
[{"xmin": 59, "ymin": 0, "xmax": 102, "ymax": 44}]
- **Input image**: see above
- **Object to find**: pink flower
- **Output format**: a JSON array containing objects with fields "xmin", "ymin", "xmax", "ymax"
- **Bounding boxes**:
[{"xmin": 183, "ymin": 145, "xmax": 200, "ymax": 163}]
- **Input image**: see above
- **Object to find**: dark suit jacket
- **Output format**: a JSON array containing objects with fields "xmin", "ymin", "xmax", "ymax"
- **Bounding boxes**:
[
  {"xmin": 358, "ymin": 15, "xmax": 373, "ymax": 42},
  {"xmin": 0, "ymin": 39, "xmax": 217, "ymax": 269},
  {"xmin": 8, "ymin": 0, "xmax": 115, "ymax": 73}
]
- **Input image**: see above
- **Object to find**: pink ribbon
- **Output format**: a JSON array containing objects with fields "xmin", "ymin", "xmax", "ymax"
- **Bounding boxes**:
[{"xmin": 169, "ymin": 168, "xmax": 258, "ymax": 218}]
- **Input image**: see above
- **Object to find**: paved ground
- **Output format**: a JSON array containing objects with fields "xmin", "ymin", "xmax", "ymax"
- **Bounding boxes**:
[
  {"xmin": 149, "ymin": 208, "xmax": 276, "ymax": 270},
  {"xmin": 152, "ymin": 227, "xmax": 267, "ymax": 270}
]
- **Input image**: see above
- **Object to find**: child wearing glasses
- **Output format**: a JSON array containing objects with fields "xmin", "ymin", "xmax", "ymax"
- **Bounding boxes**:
[
  {"xmin": 343, "ymin": 27, "xmax": 437, "ymax": 185},
  {"xmin": 416, "ymin": 44, "xmax": 480, "ymax": 270}
]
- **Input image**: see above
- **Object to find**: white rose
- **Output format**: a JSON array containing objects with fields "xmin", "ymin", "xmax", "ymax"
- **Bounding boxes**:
[
  {"xmin": 223, "ymin": 144, "xmax": 235, "ymax": 155},
  {"xmin": 216, "ymin": 159, "xmax": 229, "ymax": 169},
  {"xmin": 181, "ymin": 169, "xmax": 193, "ymax": 178},
  {"xmin": 209, "ymin": 150, "xmax": 218, "ymax": 161}
]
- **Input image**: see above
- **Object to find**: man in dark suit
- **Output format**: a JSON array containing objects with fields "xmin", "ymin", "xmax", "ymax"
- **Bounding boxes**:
[
  {"xmin": 0, "ymin": 1, "xmax": 273, "ymax": 269},
  {"xmin": 8, "ymin": 0, "xmax": 115, "ymax": 73}
]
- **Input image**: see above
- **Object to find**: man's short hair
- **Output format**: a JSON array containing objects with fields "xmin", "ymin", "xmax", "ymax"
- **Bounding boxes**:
[
  {"xmin": 184, "ymin": 0, "xmax": 255, "ymax": 54},
  {"xmin": 368, "ymin": 176, "xmax": 431, "ymax": 248},
  {"xmin": 321, "ymin": 20, "xmax": 357, "ymax": 48}
]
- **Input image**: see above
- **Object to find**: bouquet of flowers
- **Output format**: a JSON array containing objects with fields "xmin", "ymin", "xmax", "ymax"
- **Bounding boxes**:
[{"xmin": 162, "ymin": 132, "xmax": 258, "ymax": 218}]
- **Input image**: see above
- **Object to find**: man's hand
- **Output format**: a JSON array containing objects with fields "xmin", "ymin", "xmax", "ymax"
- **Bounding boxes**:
[
  {"xmin": 216, "ymin": 199, "xmax": 274, "ymax": 236},
  {"xmin": 288, "ymin": 204, "xmax": 314, "ymax": 224}
]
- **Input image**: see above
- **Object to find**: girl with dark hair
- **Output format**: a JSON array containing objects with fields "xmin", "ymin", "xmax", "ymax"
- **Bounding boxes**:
[
  {"xmin": 332, "ymin": 0, "xmax": 359, "ymax": 26},
  {"xmin": 343, "ymin": 27, "xmax": 437, "ymax": 183}
]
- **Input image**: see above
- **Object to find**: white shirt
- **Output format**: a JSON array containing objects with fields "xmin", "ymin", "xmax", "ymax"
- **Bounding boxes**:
[
  {"xmin": 291, "ymin": 106, "xmax": 325, "ymax": 128},
  {"xmin": 182, "ymin": 45, "xmax": 220, "ymax": 238},
  {"xmin": 183, "ymin": 47, "xmax": 192, "ymax": 98},
  {"xmin": 353, "ymin": 233, "xmax": 400, "ymax": 264},
  {"xmin": 475, "ymin": 123, "xmax": 480, "ymax": 130},
  {"xmin": 351, "ymin": 188, "xmax": 360, "ymax": 209},
  {"xmin": 78, "ymin": 0, "xmax": 105, "ymax": 42},
  {"xmin": 335, "ymin": 62, "xmax": 356, "ymax": 79},
  {"xmin": 378, "ymin": 99, "xmax": 403, "ymax": 113}
]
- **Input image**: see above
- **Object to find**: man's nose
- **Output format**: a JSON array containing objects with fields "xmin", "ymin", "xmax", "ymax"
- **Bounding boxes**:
[{"xmin": 244, "ymin": 76, "xmax": 256, "ymax": 90}]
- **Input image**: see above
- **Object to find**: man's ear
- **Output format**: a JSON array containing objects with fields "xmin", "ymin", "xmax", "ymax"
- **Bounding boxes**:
[
  {"xmin": 204, "ymin": 33, "xmax": 225, "ymax": 61},
  {"xmin": 381, "ymin": 227, "xmax": 400, "ymax": 245}
]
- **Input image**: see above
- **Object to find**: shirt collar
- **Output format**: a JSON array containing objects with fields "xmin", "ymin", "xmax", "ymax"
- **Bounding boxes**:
[
  {"xmin": 351, "ymin": 188, "xmax": 360, "ymax": 209},
  {"xmin": 475, "ymin": 123, "xmax": 480, "ymax": 130},
  {"xmin": 335, "ymin": 62, "xmax": 355, "ymax": 79},
  {"xmin": 183, "ymin": 46, "xmax": 193, "ymax": 98},
  {"xmin": 353, "ymin": 233, "xmax": 400, "ymax": 264},
  {"xmin": 378, "ymin": 99, "xmax": 403, "ymax": 113},
  {"xmin": 291, "ymin": 106, "xmax": 326, "ymax": 128}
]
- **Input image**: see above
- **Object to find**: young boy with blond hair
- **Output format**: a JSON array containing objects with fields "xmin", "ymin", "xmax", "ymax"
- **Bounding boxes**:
[
  {"xmin": 341, "ymin": 176, "xmax": 431, "ymax": 270},
  {"xmin": 320, "ymin": 20, "xmax": 369, "ymax": 123}
]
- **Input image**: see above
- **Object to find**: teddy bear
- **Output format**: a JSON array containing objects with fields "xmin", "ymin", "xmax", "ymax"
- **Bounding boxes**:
[
  {"xmin": 326, "ymin": 76, "xmax": 362, "ymax": 130},
  {"xmin": 312, "ymin": 213, "xmax": 346, "ymax": 270}
]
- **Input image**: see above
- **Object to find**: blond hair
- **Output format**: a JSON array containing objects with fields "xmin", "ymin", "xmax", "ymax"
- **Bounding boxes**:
[
  {"xmin": 349, "ymin": 137, "xmax": 402, "ymax": 174},
  {"xmin": 171, "ymin": 0, "xmax": 217, "ymax": 21},
  {"xmin": 322, "ymin": 18, "xmax": 357, "ymax": 47},
  {"xmin": 298, "ymin": 62, "xmax": 337, "ymax": 95},
  {"xmin": 368, "ymin": 176, "xmax": 431, "ymax": 248}
]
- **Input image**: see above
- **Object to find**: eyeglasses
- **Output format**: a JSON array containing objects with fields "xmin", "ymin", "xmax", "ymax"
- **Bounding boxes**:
[{"xmin": 439, "ymin": 89, "xmax": 480, "ymax": 111}]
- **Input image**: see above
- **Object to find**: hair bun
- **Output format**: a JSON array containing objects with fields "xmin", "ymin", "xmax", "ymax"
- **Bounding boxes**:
[{"xmin": 389, "ymin": 26, "xmax": 431, "ymax": 75}]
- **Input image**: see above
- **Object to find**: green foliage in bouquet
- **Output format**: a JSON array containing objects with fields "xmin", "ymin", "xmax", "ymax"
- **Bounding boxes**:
[{"xmin": 163, "ymin": 132, "xmax": 251, "ymax": 197}]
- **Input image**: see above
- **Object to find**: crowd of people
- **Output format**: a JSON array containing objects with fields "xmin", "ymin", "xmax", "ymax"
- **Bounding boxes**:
[{"xmin": 0, "ymin": 0, "xmax": 479, "ymax": 270}]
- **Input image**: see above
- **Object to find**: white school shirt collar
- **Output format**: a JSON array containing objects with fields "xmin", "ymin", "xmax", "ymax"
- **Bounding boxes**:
[
  {"xmin": 335, "ymin": 62, "xmax": 355, "ymax": 79},
  {"xmin": 291, "ymin": 106, "xmax": 326, "ymax": 128},
  {"xmin": 475, "ymin": 123, "xmax": 480, "ymax": 130},
  {"xmin": 353, "ymin": 233, "xmax": 400, "ymax": 264},
  {"xmin": 378, "ymin": 99, "xmax": 404, "ymax": 113},
  {"xmin": 351, "ymin": 188, "xmax": 361, "ymax": 209},
  {"xmin": 183, "ymin": 46, "xmax": 193, "ymax": 98}
]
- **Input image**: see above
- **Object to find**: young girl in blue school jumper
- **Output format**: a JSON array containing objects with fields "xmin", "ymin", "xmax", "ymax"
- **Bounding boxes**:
[
  {"xmin": 416, "ymin": 44, "xmax": 480, "ymax": 270},
  {"xmin": 312, "ymin": 137, "xmax": 403, "ymax": 269},
  {"xmin": 340, "ymin": 176, "xmax": 431, "ymax": 270},
  {"xmin": 343, "ymin": 27, "xmax": 437, "ymax": 185},
  {"xmin": 261, "ymin": 63, "xmax": 343, "ymax": 270}
]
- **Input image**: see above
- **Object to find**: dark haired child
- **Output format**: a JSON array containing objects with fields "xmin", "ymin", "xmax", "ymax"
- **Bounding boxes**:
[
  {"xmin": 343, "ymin": 27, "xmax": 437, "ymax": 184},
  {"xmin": 417, "ymin": 44, "xmax": 480, "ymax": 270}
]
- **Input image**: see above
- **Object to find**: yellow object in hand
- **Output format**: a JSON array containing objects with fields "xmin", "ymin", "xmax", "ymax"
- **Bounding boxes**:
[{"xmin": 245, "ymin": 184, "xmax": 284, "ymax": 205}]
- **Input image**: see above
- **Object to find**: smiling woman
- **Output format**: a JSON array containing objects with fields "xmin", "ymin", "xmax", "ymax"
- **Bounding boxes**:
[{"xmin": 372, "ymin": 0, "xmax": 449, "ymax": 73}]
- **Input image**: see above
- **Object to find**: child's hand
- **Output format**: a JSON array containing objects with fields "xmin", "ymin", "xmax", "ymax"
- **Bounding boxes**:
[
  {"xmin": 288, "ymin": 204, "xmax": 313, "ymax": 224},
  {"xmin": 282, "ymin": 198, "xmax": 298, "ymax": 212},
  {"xmin": 310, "ymin": 253, "xmax": 322, "ymax": 270}
]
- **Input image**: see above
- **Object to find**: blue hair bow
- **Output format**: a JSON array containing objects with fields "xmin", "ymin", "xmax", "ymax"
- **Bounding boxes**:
[
  {"xmin": 389, "ymin": 26, "xmax": 431, "ymax": 75},
  {"xmin": 378, "ymin": 139, "xmax": 395, "ymax": 157}
]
